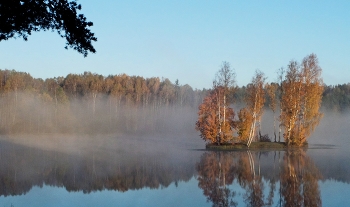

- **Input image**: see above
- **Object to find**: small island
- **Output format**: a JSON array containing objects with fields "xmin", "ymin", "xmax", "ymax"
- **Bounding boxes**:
[
  {"xmin": 196, "ymin": 54, "xmax": 323, "ymax": 149},
  {"xmin": 206, "ymin": 142, "xmax": 308, "ymax": 151}
]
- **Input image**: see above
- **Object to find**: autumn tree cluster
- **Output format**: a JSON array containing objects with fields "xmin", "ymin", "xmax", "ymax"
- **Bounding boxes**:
[
  {"xmin": 196, "ymin": 54, "xmax": 324, "ymax": 147},
  {"xmin": 196, "ymin": 62, "xmax": 236, "ymax": 145}
]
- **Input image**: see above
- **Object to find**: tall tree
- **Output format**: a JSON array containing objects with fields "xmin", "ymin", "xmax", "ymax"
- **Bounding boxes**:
[
  {"xmin": 63, "ymin": 74, "xmax": 81, "ymax": 98},
  {"xmin": 280, "ymin": 54, "xmax": 323, "ymax": 146},
  {"xmin": 83, "ymin": 72, "xmax": 103, "ymax": 116},
  {"xmin": 196, "ymin": 87, "xmax": 235, "ymax": 145},
  {"xmin": 215, "ymin": 62, "xmax": 236, "ymax": 136},
  {"xmin": 281, "ymin": 60, "xmax": 301, "ymax": 145},
  {"xmin": 212, "ymin": 62, "xmax": 236, "ymax": 144},
  {"xmin": 0, "ymin": 0, "xmax": 97, "ymax": 56},
  {"xmin": 159, "ymin": 78, "xmax": 175, "ymax": 106},
  {"xmin": 299, "ymin": 54, "xmax": 323, "ymax": 143},
  {"xmin": 178, "ymin": 84, "xmax": 193, "ymax": 107},
  {"xmin": 245, "ymin": 70, "xmax": 266, "ymax": 147}
]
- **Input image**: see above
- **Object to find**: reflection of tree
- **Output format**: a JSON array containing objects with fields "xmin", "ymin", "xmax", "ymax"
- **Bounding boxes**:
[
  {"xmin": 237, "ymin": 151, "xmax": 266, "ymax": 207},
  {"xmin": 197, "ymin": 150, "xmax": 323, "ymax": 207},
  {"xmin": 196, "ymin": 152, "xmax": 237, "ymax": 207},
  {"xmin": 244, "ymin": 177, "xmax": 264, "ymax": 207},
  {"xmin": 280, "ymin": 149, "xmax": 322, "ymax": 207}
]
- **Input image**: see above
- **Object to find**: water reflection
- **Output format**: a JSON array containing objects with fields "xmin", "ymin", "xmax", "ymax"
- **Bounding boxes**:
[
  {"xmin": 196, "ymin": 150, "xmax": 322, "ymax": 207},
  {"xmin": 0, "ymin": 137, "xmax": 349, "ymax": 206},
  {"xmin": 196, "ymin": 152, "xmax": 237, "ymax": 207},
  {"xmin": 280, "ymin": 150, "xmax": 321, "ymax": 207},
  {"xmin": 0, "ymin": 138, "xmax": 198, "ymax": 196}
]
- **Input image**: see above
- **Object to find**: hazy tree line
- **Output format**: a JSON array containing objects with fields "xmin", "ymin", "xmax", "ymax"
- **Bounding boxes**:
[
  {"xmin": 322, "ymin": 83, "xmax": 350, "ymax": 111},
  {"xmin": 0, "ymin": 69, "xmax": 207, "ymax": 134}
]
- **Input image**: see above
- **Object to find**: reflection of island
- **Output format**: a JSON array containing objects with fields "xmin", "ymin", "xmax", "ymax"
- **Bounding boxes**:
[
  {"xmin": 196, "ymin": 150, "xmax": 322, "ymax": 207},
  {"xmin": 196, "ymin": 152, "xmax": 237, "ymax": 207},
  {"xmin": 0, "ymin": 135, "xmax": 349, "ymax": 203},
  {"xmin": 0, "ymin": 138, "xmax": 199, "ymax": 196},
  {"xmin": 280, "ymin": 150, "xmax": 321, "ymax": 207}
]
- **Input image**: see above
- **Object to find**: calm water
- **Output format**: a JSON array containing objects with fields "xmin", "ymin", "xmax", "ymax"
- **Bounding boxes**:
[{"xmin": 0, "ymin": 113, "xmax": 349, "ymax": 207}]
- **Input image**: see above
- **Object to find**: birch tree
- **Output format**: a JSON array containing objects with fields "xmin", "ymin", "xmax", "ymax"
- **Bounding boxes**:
[
  {"xmin": 245, "ymin": 70, "xmax": 266, "ymax": 147},
  {"xmin": 298, "ymin": 54, "xmax": 323, "ymax": 144},
  {"xmin": 214, "ymin": 61, "xmax": 236, "ymax": 143},
  {"xmin": 281, "ymin": 60, "xmax": 302, "ymax": 145},
  {"xmin": 280, "ymin": 54, "xmax": 323, "ymax": 146}
]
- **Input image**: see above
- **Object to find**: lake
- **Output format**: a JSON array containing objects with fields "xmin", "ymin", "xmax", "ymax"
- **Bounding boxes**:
[{"xmin": 0, "ymin": 112, "xmax": 349, "ymax": 207}]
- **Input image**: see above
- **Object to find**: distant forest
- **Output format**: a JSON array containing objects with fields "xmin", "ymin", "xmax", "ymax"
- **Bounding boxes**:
[
  {"xmin": 235, "ymin": 83, "xmax": 350, "ymax": 111},
  {"xmin": 0, "ymin": 69, "xmax": 348, "ymax": 134}
]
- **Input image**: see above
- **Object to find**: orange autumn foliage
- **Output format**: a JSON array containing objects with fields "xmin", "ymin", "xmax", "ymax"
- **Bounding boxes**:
[
  {"xmin": 196, "ymin": 87, "xmax": 235, "ymax": 145},
  {"xmin": 237, "ymin": 107, "xmax": 253, "ymax": 143},
  {"xmin": 280, "ymin": 54, "xmax": 323, "ymax": 146}
]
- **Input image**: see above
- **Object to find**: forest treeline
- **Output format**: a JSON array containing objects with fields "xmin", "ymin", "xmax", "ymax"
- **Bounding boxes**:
[
  {"xmin": 0, "ymin": 69, "xmax": 207, "ymax": 134},
  {"xmin": 322, "ymin": 84, "xmax": 350, "ymax": 111},
  {"xmin": 0, "ymin": 67, "xmax": 348, "ymax": 134},
  {"xmin": 234, "ymin": 83, "xmax": 350, "ymax": 112}
]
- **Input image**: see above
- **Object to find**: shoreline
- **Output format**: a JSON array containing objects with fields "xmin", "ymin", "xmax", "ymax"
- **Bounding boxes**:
[{"xmin": 206, "ymin": 142, "xmax": 309, "ymax": 151}]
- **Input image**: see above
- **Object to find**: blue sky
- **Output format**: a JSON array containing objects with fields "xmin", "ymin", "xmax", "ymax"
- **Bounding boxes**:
[{"xmin": 1, "ymin": 0, "xmax": 350, "ymax": 89}]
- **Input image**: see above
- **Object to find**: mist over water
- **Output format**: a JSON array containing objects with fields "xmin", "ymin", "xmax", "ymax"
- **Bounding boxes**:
[
  {"xmin": 1, "ymin": 93, "xmax": 349, "ymax": 161},
  {"xmin": 0, "ymin": 92, "xmax": 205, "ymax": 197},
  {"xmin": 0, "ymin": 91, "xmax": 198, "ymax": 134},
  {"xmin": 1, "ymin": 92, "xmax": 349, "ymax": 159},
  {"xmin": 256, "ymin": 108, "xmax": 350, "ymax": 146},
  {"xmin": 0, "ymin": 92, "xmax": 350, "ymax": 206},
  {"xmin": 308, "ymin": 110, "xmax": 350, "ymax": 146}
]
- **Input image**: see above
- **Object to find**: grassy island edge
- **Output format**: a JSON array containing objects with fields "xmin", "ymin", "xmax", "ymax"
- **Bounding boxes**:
[{"xmin": 205, "ymin": 142, "xmax": 309, "ymax": 150}]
